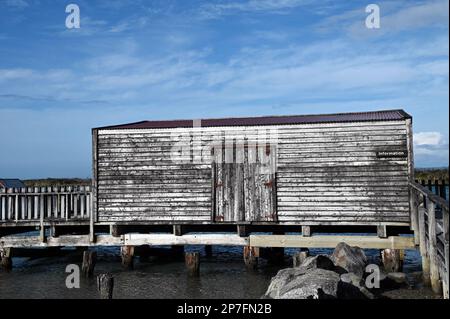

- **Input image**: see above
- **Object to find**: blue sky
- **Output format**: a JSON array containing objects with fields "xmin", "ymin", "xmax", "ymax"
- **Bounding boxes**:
[{"xmin": 0, "ymin": 0, "xmax": 448, "ymax": 179}]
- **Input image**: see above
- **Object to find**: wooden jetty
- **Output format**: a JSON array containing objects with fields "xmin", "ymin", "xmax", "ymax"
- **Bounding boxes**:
[{"xmin": 0, "ymin": 110, "xmax": 448, "ymax": 298}]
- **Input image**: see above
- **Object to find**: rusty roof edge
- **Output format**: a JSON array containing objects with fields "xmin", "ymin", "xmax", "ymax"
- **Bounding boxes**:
[{"xmin": 93, "ymin": 108, "xmax": 411, "ymax": 130}]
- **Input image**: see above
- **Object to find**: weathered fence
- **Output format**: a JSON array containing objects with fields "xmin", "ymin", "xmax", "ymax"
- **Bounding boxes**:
[
  {"xmin": 0, "ymin": 186, "xmax": 91, "ymax": 222},
  {"xmin": 410, "ymin": 181, "xmax": 449, "ymax": 298},
  {"xmin": 414, "ymin": 179, "xmax": 449, "ymax": 201}
]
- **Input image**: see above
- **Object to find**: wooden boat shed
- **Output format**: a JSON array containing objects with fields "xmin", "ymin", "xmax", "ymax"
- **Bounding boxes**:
[{"xmin": 92, "ymin": 109, "xmax": 413, "ymax": 230}]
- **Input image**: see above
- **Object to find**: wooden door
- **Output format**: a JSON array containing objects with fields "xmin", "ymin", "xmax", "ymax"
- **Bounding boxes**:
[{"xmin": 212, "ymin": 142, "xmax": 277, "ymax": 222}]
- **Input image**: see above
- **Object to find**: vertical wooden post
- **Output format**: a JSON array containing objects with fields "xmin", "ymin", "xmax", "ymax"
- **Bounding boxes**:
[
  {"xmin": 121, "ymin": 245, "xmax": 134, "ymax": 269},
  {"xmin": 443, "ymin": 209, "xmax": 449, "ymax": 299},
  {"xmin": 409, "ymin": 190, "xmax": 420, "ymax": 245},
  {"xmin": 33, "ymin": 187, "xmax": 39, "ymax": 220},
  {"xmin": 20, "ymin": 187, "xmax": 26, "ymax": 220},
  {"xmin": 1, "ymin": 248, "xmax": 12, "ymax": 271},
  {"xmin": 97, "ymin": 273, "xmax": 114, "ymax": 299},
  {"xmin": 90, "ymin": 129, "xmax": 98, "ymax": 243},
  {"xmin": 60, "ymin": 186, "xmax": 66, "ymax": 220},
  {"xmin": 46, "ymin": 186, "xmax": 52, "ymax": 218},
  {"xmin": 243, "ymin": 246, "xmax": 258, "ymax": 270},
  {"xmin": 237, "ymin": 225, "xmax": 247, "ymax": 237},
  {"xmin": 39, "ymin": 187, "xmax": 46, "ymax": 242},
  {"xmin": 27, "ymin": 187, "xmax": 32, "ymax": 220},
  {"xmin": 301, "ymin": 226, "xmax": 311, "ymax": 237},
  {"xmin": 14, "ymin": 188, "xmax": 19, "ymax": 222},
  {"xmin": 7, "ymin": 188, "xmax": 12, "ymax": 220},
  {"xmin": 418, "ymin": 205, "xmax": 431, "ymax": 286},
  {"xmin": 110, "ymin": 224, "xmax": 122, "ymax": 237},
  {"xmin": 185, "ymin": 252, "xmax": 200, "ymax": 276},
  {"xmin": 377, "ymin": 225, "xmax": 387, "ymax": 238},
  {"xmin": 381, "ymin": 249, "xmax": 403, "ymax": 272},
  {"xmin": 1, "ymin": 188, "xmax": 6, "ymax": 221},
  {"xmin": 427, "ymin": 199, "xmax": 442, "ymax": 295},
  {"xmin": 82, "ymin": 250, "xmax": 97, "ymax": 277},
  {"xmin": 173, "ymin": 225, "xmax": 183, "ymax": 236}
]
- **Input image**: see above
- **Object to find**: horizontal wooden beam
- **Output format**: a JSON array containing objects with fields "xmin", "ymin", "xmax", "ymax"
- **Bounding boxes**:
[
  {"xmin": 122, "ymin": 234, "xmax": 248, "ymax": 246},
  {"xmin": 249, "ymin": 235, "xmax": 416, "ymax": 250},
  {"xmin": 1, "ymin": 234, "xmax": 414, "ymax": 249},
  {"xmin": 0, "ymin": 233, "xmax": 248, "ymax": 248}
]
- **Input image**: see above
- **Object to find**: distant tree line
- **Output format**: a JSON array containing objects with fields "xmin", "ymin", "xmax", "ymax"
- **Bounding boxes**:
[{"xmin": 415, "ymin": 167, "xmax": 449, "ymax": 182}]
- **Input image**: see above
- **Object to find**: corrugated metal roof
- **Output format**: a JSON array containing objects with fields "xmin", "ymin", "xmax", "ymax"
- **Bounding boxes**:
[
  {"xmin": 94, "ymin": 109, "xmax": 411, "ymax": 130},
  {"xmin": 0, "ymin": 179, "xmax": 26, "ymax": 188}
]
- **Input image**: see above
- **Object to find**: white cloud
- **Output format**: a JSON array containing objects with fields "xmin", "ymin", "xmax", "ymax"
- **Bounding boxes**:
[
  {"xmin": 198, "ymin": 0, "xmax": 310, "ymax": 19},
  {"xmin": 4, "ymin": 0, "xmax": 29, "ymax": 8},
  {"xmin": 414, "ymin": 132, "xmax": 445, "ymax": 146},
  {"xmin": 317, "ymin": 0, "xmax": 449, "ymax": 37}
]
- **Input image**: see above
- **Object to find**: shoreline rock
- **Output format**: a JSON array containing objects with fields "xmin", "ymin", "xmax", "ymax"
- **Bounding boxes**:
[{"xmin": 263, "ymin": 242, "xmax": 412, "ymax": 299}]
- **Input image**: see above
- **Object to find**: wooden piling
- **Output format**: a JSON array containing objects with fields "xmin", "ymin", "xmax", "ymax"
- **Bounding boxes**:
[
  {"xmin": 427, "ymin": 200, "xmax": 442, "ymax": 295},
  {"xmin": 243, "ymin": 246, "xmax": 258, "ymax": 270},
  {"xmin": 418, "ymin": 205, "xmax": 431, "ymax": 286},
  {"xmin": 185, "ymin": 252, "xmax": 200, "ymax": 276},
  {"xmin": 381, "ymin": 249, "xmax": 403, "ymax": 272},
  {"xmin": 121, "ymin": 245, "xmax": 134, "ymax": 269},
  {"xmin": 293, "ymin": 249, "xmax": 309, "ymax": 267},
  {"xmin": 377, "ymin": 225, "xmax": 387, "ymax": 238},
  {"xmin": 82, "ymin": 250, "xmax": 97, "ymax": 277},
  {"xmin": 110, "ymin": 224, "xmax": 122, "ymax": 237},
  {"xmin": 173, "ymin": 225, "xmax": 183, "ymax": 236},
  {"xmin": 237, "ymin": 225, "xmax": 247, "ymax": 237},
  {"xmin": 1, "ymin": 248, "xmax": 12, "ymax": 271},
  {"xmin": 97, "ymin": 273, "xmax": 114, "ymax": 299}
]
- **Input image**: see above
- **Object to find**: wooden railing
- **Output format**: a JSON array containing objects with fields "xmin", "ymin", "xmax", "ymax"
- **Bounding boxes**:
[
  {"xmin": 410, "ymin": 181, "xmax": 449, "ymax": 298},
  {"xmin": 0, "ymin": 186, "xmax": 91, "ymax": 222},
  {"xmin": 414, "ymin": 179, "xmax": 449, "ymax": 200}
]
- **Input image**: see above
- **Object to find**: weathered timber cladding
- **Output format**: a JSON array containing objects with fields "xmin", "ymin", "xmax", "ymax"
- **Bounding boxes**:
[{"xmin": 95, "ymin": 119, "xmax": 410, "ymax": 225}]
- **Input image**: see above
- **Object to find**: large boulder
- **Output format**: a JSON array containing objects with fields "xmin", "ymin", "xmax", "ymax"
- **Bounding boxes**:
[
  {"xmin": 270, "ymin": 268, "xmax": 342, "ymax": 299},
  {"xmin": 264, "ymin": 267, "xmax": 309, "ymax": 298},
  {"xmin": 301, "ymin": 255, "xmax": 336, "ymax": 271},
  {"xmin": 331, "ymin": 242, "xmax": 367, "ymax": 277}
]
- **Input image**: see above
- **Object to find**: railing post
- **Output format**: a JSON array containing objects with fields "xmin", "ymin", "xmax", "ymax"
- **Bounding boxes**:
[
  {"xmin": 40, "ymin": 187, "xmax": 46, "ymax": 242},
  {"xmin": 409, "ymin": 187, "xmax": 420, "ymax": 245},
  {"xmin": 418, "ymin": 201, "xmax": 431, "ymax": 286},
  {"xmin": 7, "ymin": 188, "xmax": 13, "ymax": 220},
  {"xmin": 0, "ymin": 188, "xmax": 5, "ymax": 221},
  {"xmin": 427, "ymin": 199, "xmax": 442, "ymax": 295},
  {"xmin": 443, "ymin": 209, "xmax": 449, "ymax": 299},
  {"xmin": 33, "ymin": 187, "xmax": 39, "ymax": 219}
]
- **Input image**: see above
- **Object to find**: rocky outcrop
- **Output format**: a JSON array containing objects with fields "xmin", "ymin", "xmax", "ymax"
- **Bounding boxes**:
[
  {"xmin": 265, "ymin": 268, "xmax": 341, "ymax": 299},
  {"xmin": 330, "ymin": 242, "xmax": 368, "ymax": 277},
  {"xmin": 264, "ymin": 242, "xmax": 410, "ymax": 299},
  {"xmin": 301, "ymin": 255, "xmax": 336, "ymax": 271}
]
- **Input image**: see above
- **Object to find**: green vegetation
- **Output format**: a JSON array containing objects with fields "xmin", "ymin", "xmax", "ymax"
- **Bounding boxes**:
[
  {"xmin": 23, "ymin": 178, "xmax": 91, "ymax": 187},
  {"xmin": 415, "ymin": 167, "xmax": 449, "ymax": 182}
]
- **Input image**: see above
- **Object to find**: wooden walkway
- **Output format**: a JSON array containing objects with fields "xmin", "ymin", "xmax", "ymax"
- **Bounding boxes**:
[{"xmin": 0, "ymin": 182, "xmax": 448, "ymax": 298}]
